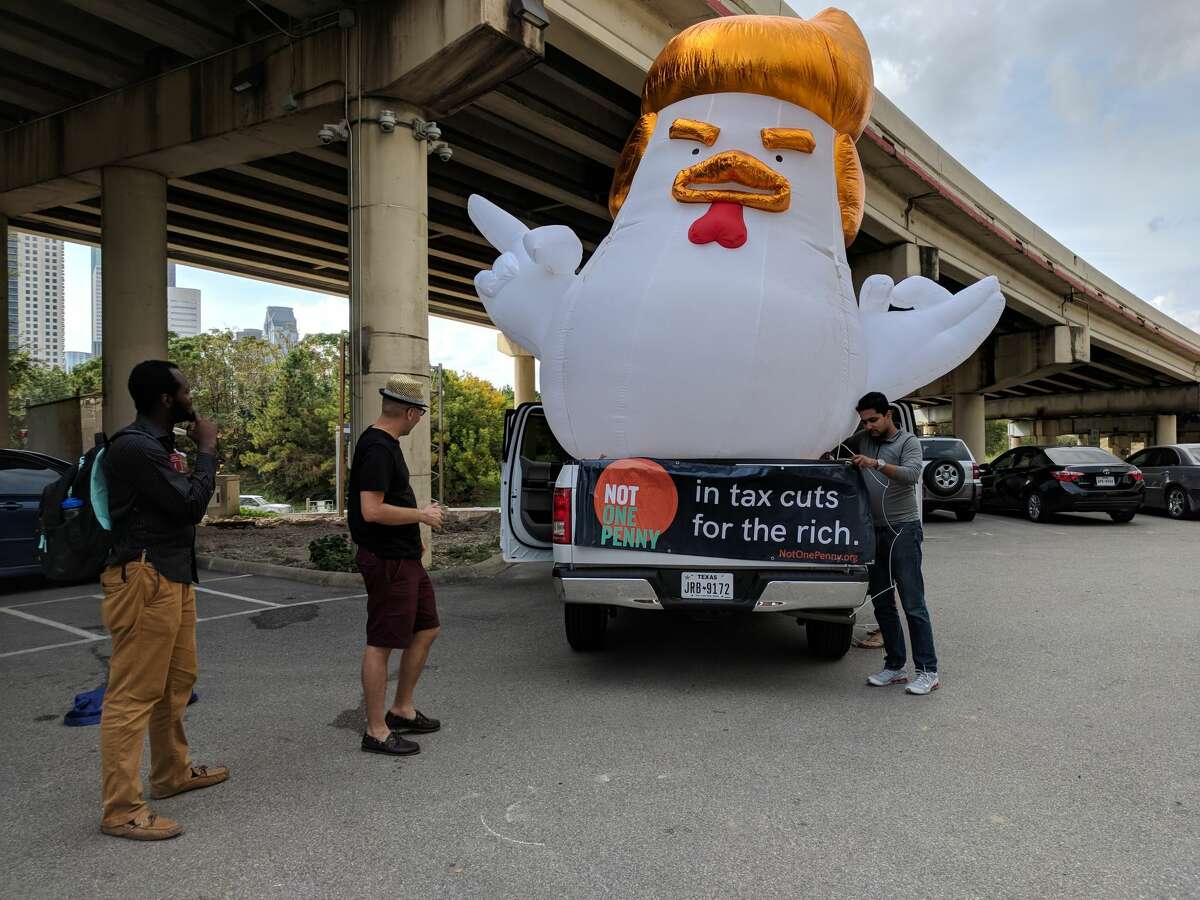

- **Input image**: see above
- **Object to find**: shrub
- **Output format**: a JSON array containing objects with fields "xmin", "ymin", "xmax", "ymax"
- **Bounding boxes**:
[
  {"xmin": 238, "ymin": 507, "xmax": 278, "ymax": 518},
  {"xmin": 309, "ymin": 534, "xmax": 356, "ymax": 572}
]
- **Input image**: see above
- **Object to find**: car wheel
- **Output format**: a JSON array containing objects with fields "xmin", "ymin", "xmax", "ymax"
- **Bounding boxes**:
[
  {"xmin": 923, "ymin": 460, "xmax": 965, "ymax": 498},
  {"xmin": 1108, "ymin": 510, "xmax": 1137, "ymax": 523},
  {"xmin": 564, "ymin": 603, "xmax": 607, "ymax": 651},
  {"xmin": 955, "ymin": 509, "xmax": 976, "ymax": 522},
  {"xmin": 1165, "ymin": 487, "xmax": 1187, "ymax": 520},
  {"xmin": 805, "ymin": 618, "xmax": 853, "ymax": 660},
  {"xmin": 1024, "ymin": 492, "xmax": 1048, "ymax": 523}
]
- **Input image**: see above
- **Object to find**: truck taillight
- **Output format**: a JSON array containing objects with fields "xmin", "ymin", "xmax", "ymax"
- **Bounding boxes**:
[
  {"xmin": 972, "ymin": 463, "xmax": 980, "ymax": 480},
  {"xmin": 1051, "ymin": 470, "xmax": 1082, "ymax": 482},
  {"xmin": 552, "ymin": 487, "xmax": 571, "ymax": 544}
]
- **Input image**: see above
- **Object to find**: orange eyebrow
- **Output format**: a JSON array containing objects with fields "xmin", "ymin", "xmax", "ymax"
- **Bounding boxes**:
[
  {"xmin": 761, "ymin": 128, "xmax": 815, "ymax": 153},
  {"xmin": 669, "ymin": 118, "xmax": 720, "ymax": 146}
]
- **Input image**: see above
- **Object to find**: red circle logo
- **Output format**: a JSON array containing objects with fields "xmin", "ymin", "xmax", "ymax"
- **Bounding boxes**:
[{"xmin": 593, "ymin": 458, "xmax": 678, "ymax": 535}]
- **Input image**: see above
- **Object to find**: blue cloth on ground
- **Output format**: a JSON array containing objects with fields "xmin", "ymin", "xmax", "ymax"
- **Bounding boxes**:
[{"xmin": 63, "ymin": 685, "xmax": 199, "ymax": 726}]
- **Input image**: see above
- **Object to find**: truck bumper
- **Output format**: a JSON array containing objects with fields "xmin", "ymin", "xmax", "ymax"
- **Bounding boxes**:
[{"xmin": 554, "ymin": 567, "xmax": 869, "ymax": 614}]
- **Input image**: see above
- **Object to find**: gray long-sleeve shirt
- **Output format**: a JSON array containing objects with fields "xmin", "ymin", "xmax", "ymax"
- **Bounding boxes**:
[{"xmin": 847, "ymin": 428, "xmax": 923, "ymax": 525}]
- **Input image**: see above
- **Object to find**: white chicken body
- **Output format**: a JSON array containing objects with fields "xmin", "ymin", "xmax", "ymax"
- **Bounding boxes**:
[{"xmin": 545, "ymin": 94, "xmax": 863, "ymax": 459}]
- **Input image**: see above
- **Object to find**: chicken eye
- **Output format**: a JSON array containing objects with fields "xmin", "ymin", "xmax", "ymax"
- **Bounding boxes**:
[
  {"xmin": 691, "ymin": 147, "xmax": 700, "ymax": 155},
  {"xmin": 775, "ymin": 154, "xmax": 783, "ymax": 163}
]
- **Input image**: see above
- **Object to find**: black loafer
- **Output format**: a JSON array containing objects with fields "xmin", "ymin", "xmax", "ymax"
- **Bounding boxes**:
[
  {"xmin": 386, "ymin": 709, "xmax": 441, "ymax": 734},
  {"xmin": 361, "ymin": 732, "xmax": 420, "ymax": 756}
]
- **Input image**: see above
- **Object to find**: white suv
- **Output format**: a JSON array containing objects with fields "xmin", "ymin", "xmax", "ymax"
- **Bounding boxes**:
[
  {"xmin": 919, "ymin": 437, "xmax": 981, "ymax": 522},
  {"xmin": 239, "ymin": 494, "xmax": 294, "ymax": 515}
]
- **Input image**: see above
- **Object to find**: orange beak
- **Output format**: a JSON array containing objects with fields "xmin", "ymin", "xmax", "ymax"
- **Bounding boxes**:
[{"xmin": 672, "ymin": 150, "xmax": 791, "ymax": 213}]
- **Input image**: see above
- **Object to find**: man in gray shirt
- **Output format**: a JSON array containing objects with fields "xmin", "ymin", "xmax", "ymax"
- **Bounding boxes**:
[{"xmin": 847, "ymin": 392, "xmax": 939, "ymax": 695}]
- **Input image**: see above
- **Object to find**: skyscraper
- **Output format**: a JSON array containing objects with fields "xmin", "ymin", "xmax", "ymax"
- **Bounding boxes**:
[
  {"xmin": 9, "ymin": 233, "xmax": 65, "ymax": 368},
  {"xmin": 90, "ymin": 247, "xmax": 102, "ymax": 357},
  {"xmin": 264, "ymin": 306, "xmax": 299, "ymax": 350},
  {"xmin": 5, "ymin": 237, "xmax": 16, "ymax": 353}
]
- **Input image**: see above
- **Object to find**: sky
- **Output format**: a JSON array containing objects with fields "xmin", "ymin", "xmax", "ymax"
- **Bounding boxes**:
[{"xmin": 60, "ymin": 1, "xmax": 1200, "ymax": 374}]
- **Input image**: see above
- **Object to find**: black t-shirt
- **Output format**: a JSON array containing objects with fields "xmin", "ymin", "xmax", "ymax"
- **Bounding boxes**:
[{"xmin": 348, "ymin": 426, "xmax": 422, "ymax": 559}]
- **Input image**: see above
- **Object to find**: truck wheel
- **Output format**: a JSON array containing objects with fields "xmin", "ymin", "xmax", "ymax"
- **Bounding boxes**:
[
  {"xmin": 805, "ymin": 619, "xmax": 853, "ymax": 660},
  {"xmin": 564, "ymin": 604, "xmax": 607, "ymax": 651},
  {"xmin": 955, "ymin": 509, "xmax": 976, "ymax": 522},
  {"xmin": 1107, "ymin": 510, "xmax": 1136, "ymax": 523}
]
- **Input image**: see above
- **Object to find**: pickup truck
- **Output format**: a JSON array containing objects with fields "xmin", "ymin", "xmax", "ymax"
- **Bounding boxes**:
[{"xmin": 500, "ymin": 402, "xmax": 918, "ymax": 659}]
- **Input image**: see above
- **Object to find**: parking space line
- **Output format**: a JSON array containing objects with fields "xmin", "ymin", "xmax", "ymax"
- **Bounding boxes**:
[
  {"xmin": 0, "ymin": 591, "xmax": 365, "ymax": 659},
  {"xmin": 199, "ymin": 574, "xmax": 255, "ymax": 585},
  {"xmin": 0, "ymin": 606, "xmax": 106, "ymax": 641},
  {"xmin": 195, "ymin": 586, "xmax": 281, "ymax": 607},
  {"xmin": 0, "ymin": 638, "xmax": 101, "ymax": 659},
  {"xmin": 197, "ymin": 593, "xmax": 366, "ymax": 624},
  {"xmin": 5, "ymin": 593, "xmax": 104, "ymax": 610}
]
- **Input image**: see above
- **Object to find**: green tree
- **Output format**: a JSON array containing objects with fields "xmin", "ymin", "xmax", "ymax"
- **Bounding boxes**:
[
  {"xmin": 168, "ymin": 331, "xmax": 284, "ymax": 471},
  {"xmin": 985, "ymin": 419, "xmax": 1009, "ymax": 459},
  {"xmin": 432, "ymin": 370, "xmax": 512, "ymax": 505},
  {"xmin": 7, "ymin": 350, "xmax": 76, "ymax": 443},
  {"xmin": 243, "ymin": 335, "xmax": 340, "ymax": 503},
  {"xmin": 69, "ymin": 356, "xmax": 103, "ymax": 396}
]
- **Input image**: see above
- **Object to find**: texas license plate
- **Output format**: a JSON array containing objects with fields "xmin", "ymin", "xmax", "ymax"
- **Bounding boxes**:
[
  {"xmin": 681, "ymin": 572, "xmax": 734, "ymax": 600},
  {"xmin": 1096, "ymin": 476, "xmax": 1116, "ymax": 487}
]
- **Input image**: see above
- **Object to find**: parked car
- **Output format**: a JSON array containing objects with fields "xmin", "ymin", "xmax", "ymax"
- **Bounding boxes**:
[
  {"xmin": 980, "ymin": 445, "xmax": 1144, "ymax": 523},
  {"xmin": 1, "ymin": 449, "xmax": 69, "ymax": 578},
  {"xmin": 1125, "ymin": 444, "xmax": 1200, "ymax": 519},
  {"xmin": 919, "ymin": 436, "xmax": 980, "ymax": 521},
  {"xmin": 239, "ymin": 494, "xmax": 294, "ymax": 515}
]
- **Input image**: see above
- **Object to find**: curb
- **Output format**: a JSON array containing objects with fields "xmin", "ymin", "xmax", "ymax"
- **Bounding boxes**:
[{"xmin": 196, "ymin": 553, "xmax": 513, "ymax": 588}]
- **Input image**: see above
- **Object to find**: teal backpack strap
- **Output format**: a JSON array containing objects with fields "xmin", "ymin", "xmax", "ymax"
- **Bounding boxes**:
[{"xmin": 91, "ymin": 446, "xmax": 113, "ymax": 531}]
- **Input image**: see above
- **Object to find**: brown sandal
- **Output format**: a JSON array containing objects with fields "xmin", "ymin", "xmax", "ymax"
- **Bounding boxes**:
[{"xmin": 853, "ymin": 628, "xmax": 885, "ymax": 649}]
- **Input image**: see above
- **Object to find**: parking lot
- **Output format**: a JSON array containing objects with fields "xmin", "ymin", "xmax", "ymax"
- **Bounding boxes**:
[{"xmin": 1, "ymin": 511, "xmax": 1196, "ymax": 899}]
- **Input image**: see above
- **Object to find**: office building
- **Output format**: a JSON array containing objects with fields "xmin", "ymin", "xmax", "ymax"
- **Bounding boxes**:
[
  {"xmin": 9, "ymin": 233, "xmax": 65, "ymax": 368},
  {"xmin": 90, "ymin": 247, "xmax": 102, "ymax": 357},
  {"xmin": 64, "ymin": 350, "xmax": 93, "ymax": 373},
  {"xmin": 236, "ymin": 328, "xmax": 263, "ymax": 341},
  {"xmin": 264, "ymin": 306, "xmax": 298, "ymax": 350}
]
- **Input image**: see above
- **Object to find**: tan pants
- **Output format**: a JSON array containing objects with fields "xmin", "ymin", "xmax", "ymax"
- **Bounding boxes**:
[{"xmin": 99, "ymin": 559, "xmax": 197, "ymax": 827}]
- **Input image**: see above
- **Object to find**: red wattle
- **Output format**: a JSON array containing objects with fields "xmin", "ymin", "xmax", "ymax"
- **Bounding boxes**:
[{"xmin": 688, "ymin": 201, "xmax": 747, "ymax": 249}]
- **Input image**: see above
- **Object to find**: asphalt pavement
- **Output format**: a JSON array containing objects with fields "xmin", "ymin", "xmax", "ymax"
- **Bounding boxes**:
[{"xmin": 0, "ymin": 510, "xmax": 1196, "ymax": 899}]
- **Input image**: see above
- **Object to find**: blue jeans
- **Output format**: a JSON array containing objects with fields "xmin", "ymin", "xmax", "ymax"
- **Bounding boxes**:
[{"xmin": 868, "ymin": 523, "xmax": 938, "ymax": 672}]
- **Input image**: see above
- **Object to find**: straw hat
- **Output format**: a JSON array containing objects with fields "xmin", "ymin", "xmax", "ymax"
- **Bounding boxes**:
[{"xmin": 379, "ymin": 375, "xmax": 428, "ymax": 409}]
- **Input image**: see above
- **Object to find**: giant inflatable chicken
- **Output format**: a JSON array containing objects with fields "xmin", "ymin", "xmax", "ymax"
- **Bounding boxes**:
[{"xmin": 469, "ymin": 10, "xmax": 1004, "ymax": 460}]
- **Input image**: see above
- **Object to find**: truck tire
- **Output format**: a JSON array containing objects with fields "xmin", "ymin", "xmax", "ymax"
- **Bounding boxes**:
[
  {"xmin": 564, "ymin": 603, "xmax": 607, "ymax": 651},
  {"xmin": 954, "ymin": 509, "xmax": 977, "ymax": 522},
  {"xmin": 805, "ymin": 619, "xmax": 853, "ymax": 660}
]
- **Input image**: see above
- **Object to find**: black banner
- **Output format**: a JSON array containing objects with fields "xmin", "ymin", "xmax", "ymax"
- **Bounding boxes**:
[{"xmin": 574, "ymin": 459, "xmax": 875, "ymax": 565}]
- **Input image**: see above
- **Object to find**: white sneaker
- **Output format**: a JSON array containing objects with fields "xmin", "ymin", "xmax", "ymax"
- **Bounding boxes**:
[
  {"xmin": 866, "ymin": 667, "xmax": 908, "ymax": 686},
  {"xmin": 905, "ymin": 671, "xmax": 940, "ymax": 695}
]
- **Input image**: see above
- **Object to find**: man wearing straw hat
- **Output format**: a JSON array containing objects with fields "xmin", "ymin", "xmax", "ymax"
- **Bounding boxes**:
[{"xmin": 349, "ymin": 375, "xmax": 446, "ymax": 756}]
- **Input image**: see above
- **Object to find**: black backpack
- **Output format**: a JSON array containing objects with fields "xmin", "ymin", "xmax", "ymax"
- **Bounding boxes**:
[{"xmin": 36, "ymin": 432, "xmax": 128, "ymax": 583}]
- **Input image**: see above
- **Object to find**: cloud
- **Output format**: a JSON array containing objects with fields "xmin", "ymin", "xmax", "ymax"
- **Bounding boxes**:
[{"xmin": 1150, "ymin": 290, "xmax": 1200, "ymax": 333}]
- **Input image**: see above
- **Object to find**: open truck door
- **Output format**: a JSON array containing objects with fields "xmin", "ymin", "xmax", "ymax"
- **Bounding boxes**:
[{"xmin": 500, "ymin": 403, "xmax": 571, "ymax": 562}]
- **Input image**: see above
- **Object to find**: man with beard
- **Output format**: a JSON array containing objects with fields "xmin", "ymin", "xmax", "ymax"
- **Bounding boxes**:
[
  {"xmin": 98, "ymin": 360, "xmax": 227, "ymax": 840},
  {"xmin": 848, "ymin": 391, "xmax": 940, "ymax": 696}
]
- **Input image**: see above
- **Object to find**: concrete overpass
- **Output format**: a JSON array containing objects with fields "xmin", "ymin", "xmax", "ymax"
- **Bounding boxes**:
[{"xmin": 3, "ymin": 0, "xmax": 1199, "ymax": 518}]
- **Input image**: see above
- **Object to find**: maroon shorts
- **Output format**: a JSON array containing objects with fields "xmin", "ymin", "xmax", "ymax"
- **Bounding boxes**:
[{"xmin": 357, "ymin": 549, "xmax": 439, "ymax": 649}]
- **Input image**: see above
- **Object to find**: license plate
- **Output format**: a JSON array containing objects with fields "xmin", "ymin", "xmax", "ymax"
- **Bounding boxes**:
[
  {"xmin": 1096, "ymin": 476, "xmax": 1116, "ymax": 487},
  {"xmin": 681, "ymin": 572, "xmax": 733, "ymax": 600}
]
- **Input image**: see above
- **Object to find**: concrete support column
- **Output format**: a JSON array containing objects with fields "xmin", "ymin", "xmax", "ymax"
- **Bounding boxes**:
[
  {"xmin": 514, "ymin": 355, "xmax": 536, "ymax": 406},
  {"xmin": 349, "ymin": 99, "xmax": 430, "ymax": 529},
  {"xmin": 101, "ymin": 167, "xmax": 168, "ymax": 433},
  {"xmin": 953, "ymin": 392, "xmax": 986, "ymax": 461},
  {"xmin": 1156, "ymin": 414, "xmax": 1177, "ymax": 445},
  {"xmin": 1, "ymin": 214, "xmax": 9, "ymax": 448}
]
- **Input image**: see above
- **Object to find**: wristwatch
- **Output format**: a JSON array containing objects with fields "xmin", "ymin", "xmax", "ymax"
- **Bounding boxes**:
[{"xmin": 875, "ymin": 458, "xmax": 885, "ymax": 470}]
